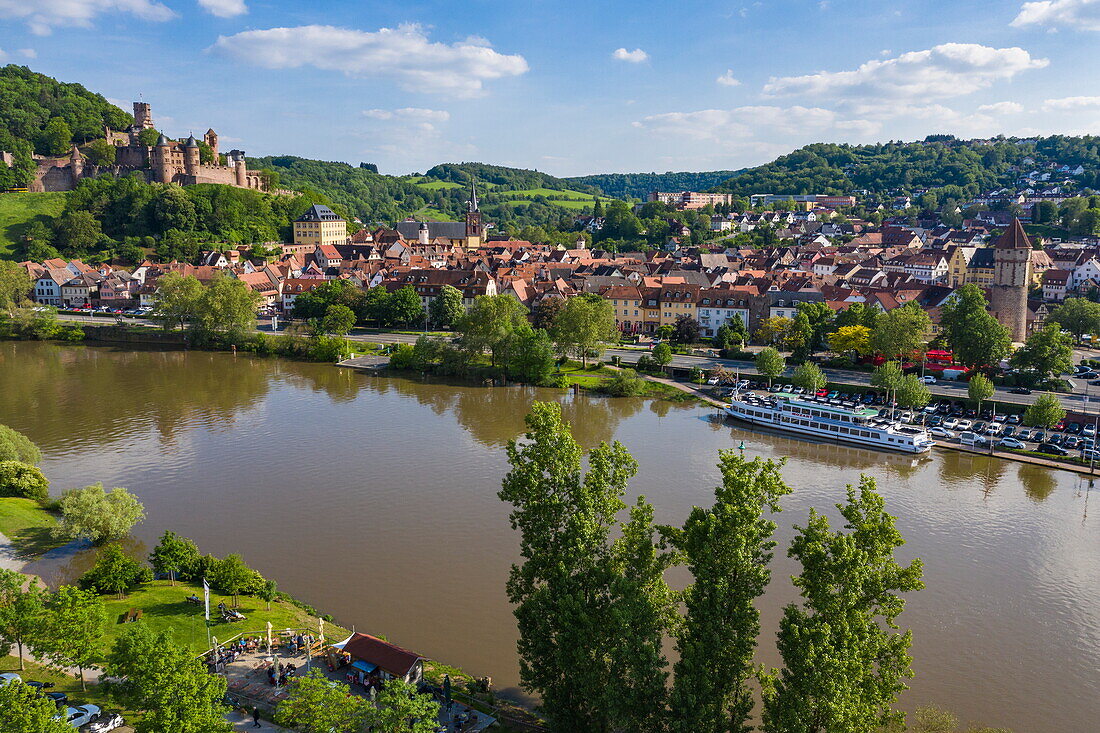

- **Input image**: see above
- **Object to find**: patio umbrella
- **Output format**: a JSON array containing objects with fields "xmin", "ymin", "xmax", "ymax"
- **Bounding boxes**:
[
  {"xmin": 443, "ymin": 674, "xmax": 452, "ymax": 709},
  {"xmin": 318, "ymin": 617, "xmax": 325, "ymax": 645},
  {"xmin": 266, "ymin": 621, "xmax": 273, "ymax": 653}
]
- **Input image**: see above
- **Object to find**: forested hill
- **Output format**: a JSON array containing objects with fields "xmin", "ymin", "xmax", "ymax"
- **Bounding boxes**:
[
  {"xmin": 0, "ymin": 65, "xmax": 131, "ymax": 155},
  {"xmin": 425, "ymin": 162, "xmax": 597, "ymax": 194},
  {"xmin": 566, "ymin": 170, "xmax": 742, "ymax": 199},
  {"xmin": 710, "ymin": 137, "xmax": 1100, "ymax": 197}
]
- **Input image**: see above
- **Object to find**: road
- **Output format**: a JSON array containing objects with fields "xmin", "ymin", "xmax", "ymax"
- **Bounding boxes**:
[{"xmin": 57, "ymin": 313, "xmax": 1100, "ymax": 413}]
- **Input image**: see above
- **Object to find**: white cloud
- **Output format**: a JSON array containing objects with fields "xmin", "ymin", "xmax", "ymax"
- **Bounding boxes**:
[
  {"xmin": 1012, "ymin": 0, "xmax": 1100, "ymax": 30},
  {"xmin": 18, "ymin": 48, "xmax": 36, "ymax": 58},
  {"xmin": 716, "ymin": 70, "xmax": 741, "ymax": 87},
  {"xmin": 0, "ymin": 48, "xmax": 6, "ymax": 63},
  {"xmin": 0, "ymin": 0, "xmax": 174, "ymax": 35},
  {"xmin": 1042, "ymin": 95, "xmax": 1100, "ymax": 110},
  {"xmin": 363, "ymin": 108, "xmax": 450, "ymax": 123},
  {"xmin": 636, "ymin": 105, "xmax": 840, "ymax": 142},
  {"xmin": 198, "ymin": 0, "xmax": 246, "ymax": 18},
  {"xmin": 211, "ymin": 24, "xmax": 528, "ymax": 98},
  {"xmin": 612, "ymin": 47, "xmax": 648, "ymax": 63},
  {"xmin": 764, "ymin": 43, "xmax": 1048, "ymax": 101},
  {"xmin": 977, "ymin": 101, "xmax": 1025, "ymax": 114}
]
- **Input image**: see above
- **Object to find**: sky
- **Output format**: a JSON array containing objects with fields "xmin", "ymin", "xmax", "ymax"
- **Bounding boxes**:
[{"xmin": 2, "ymin": 0, "xmax": 1100, "ymax": 177}]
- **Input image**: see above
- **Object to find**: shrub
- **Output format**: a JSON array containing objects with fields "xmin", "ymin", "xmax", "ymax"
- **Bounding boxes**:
[
  {"xmin": 604, "ymin": 368, "xmax": 647, "ymax": 397},
  {"xmin": 0, "ymin": 461, "xmax": 50, "ymax": 502},
  {"xmin": 79, "ymin": 543, "xmax": 152, "ymax": 598},
  {"xmin": 0, "ymin": 424, "xmax": 41, "ymax": 465}
]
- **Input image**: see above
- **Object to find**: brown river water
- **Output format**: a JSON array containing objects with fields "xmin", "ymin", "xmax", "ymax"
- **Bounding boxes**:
[{"xmin": 1, "ymin": 341, "xmax": 1097, "ymax": 731}]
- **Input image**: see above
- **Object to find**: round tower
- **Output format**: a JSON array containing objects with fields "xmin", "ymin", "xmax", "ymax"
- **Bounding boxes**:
[
  {"xmin": 233, "ymin": 152, "xmax": 247, "ymax": 187},
  {"xmin": 418, "ymin": 221, "xmax": 430, "ymax": 245},
  {"xmin": 989, "ymin": 218, "xmax": 1032, "ymax": 343},
  {"xmin": 183, "ymin": 134, "xmax": 200, "ymax": 176},
  {"xmin": 69, "ymin": 145, "xmax": 84, "ymax": 180},
  {"xmin": 154, "ymin": 134, "xmax": 172, "ymax": 183}
]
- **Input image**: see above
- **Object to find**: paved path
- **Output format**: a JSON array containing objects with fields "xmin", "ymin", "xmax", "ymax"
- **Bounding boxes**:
[{"xmin": 0, "ymin": 531, "xmax": 24, "ymax": 573}]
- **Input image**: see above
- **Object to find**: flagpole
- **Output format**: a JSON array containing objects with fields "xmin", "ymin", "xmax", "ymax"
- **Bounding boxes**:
[{"xmin": 203, "ymin": 578, "xmax": 211, "ymax": 648}]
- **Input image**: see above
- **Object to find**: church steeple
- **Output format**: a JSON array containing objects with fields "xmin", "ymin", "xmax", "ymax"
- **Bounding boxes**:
[
  {"xmin": 464, "ymin": 179, "xmax": 483, "ymax": 243},
  {"xmin": 468, "ymin": 180, "xmax": 479, "ymax": 213}
]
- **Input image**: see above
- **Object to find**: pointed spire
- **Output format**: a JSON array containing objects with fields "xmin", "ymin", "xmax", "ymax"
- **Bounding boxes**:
[
  {"xmin": 469, "ymin": 180, "xmax": 479, "ymax": 213},
  {"xmin": 994, "ymin": 218, "xmax": 1031, "ymax": 250}
]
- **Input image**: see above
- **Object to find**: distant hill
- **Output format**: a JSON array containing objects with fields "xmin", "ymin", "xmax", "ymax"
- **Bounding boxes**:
[
  {"xmin": 710, "ymin": 137, "xmax": 1100, "ymax": 198},
  {"xmin": 565, "ymin": 170, "xmax": 742, "ymax": 200},
  {"xmin": 425, "ymin": 162, "xmax": 597, "ymax": 195}
]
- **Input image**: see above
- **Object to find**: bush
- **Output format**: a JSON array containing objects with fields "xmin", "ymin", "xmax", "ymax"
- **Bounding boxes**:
[
  {"xmin": 603, "ymin": 368, "xmax": 647, "ymax": 397},
  {"xmin": 79, "ymin": 543, "xmax": 152, "ymax": 598},
  {"xmin": 0, "ymin": 461, "xmax": 50, "ymax": 502},
  {"xmin": 0, "ymin": 424, "xmax": 41, "ymax": 465},
  {"xmin": 719, "ymin": 348, "xmax": 756, "ymax": 361}
]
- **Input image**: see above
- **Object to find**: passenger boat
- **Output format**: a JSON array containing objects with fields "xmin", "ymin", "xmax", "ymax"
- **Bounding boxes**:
[{"xmin": 724, "ymin": 392, "xmax": 934, "ymax": 454}]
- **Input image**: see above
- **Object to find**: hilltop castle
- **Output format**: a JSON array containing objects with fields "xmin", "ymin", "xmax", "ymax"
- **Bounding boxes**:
[{"xmin": 30, "ymin": 101, "xmax": 267, "ymax": 193}]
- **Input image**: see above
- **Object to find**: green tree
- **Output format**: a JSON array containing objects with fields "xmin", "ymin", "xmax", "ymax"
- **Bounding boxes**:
[
  {"xmin": 276, "ymin": 669, "xmax": 369, "ymax": 733},
  {"xmin": 458, "ymin": 294, "xmax": 530, "ymax": 367},
  {"xmin": 79, "ymin": 543, "xmax": 152, "ymax": 599},
  {"xmin": 1048, "ymin": 297, "xmax": 1100, "ymax": 342},
  {"xmin": 84, "ymin": 138, "xmax": 116, "ymax": 165},
  {"xmin": 318, "ymin": 304, "xmax": 356, "ymax": 336},
  {"xmin": 531, "ymin": 295, "xmax": 565, "ymax": 331},
  {"xmin": 552, "ymin": 294, "xmax": 618, "ymax": 366},
  {"xmin": 428, "ymin": 284, "xmax": 465, "ymax": 329},
  {"xmin": 1023, "ymin": 393, "xmax": 1066, "ymax": 429},
  {"xmin": 38, "ymin": 117, "xmax": 72, "ymax": 156},
  {"xmin": 505, "ymin": 326, "xmax": 556, "ymax": 385},
  {"xmin": 364, "ymin": 678, "xmax": 442, "ymax": 733},
  {"xmin": 827, "ymin": 325, "xmax": 872, "ymax": 358},
  {"xmin": 0, "ymin": 260, "xmax": 34, "ymax": 316},
  {"xmin": 938, "ymin": 284, "xmax": 1011, "ymax": 368},
  {"xmin": 105, "ymin": 623, "xmax": 232, "ymax": 733},
  {"xmin": 0, "ymin": 567, "xmax": 46, "ymax": 670},
  {"xmin": 668, "ymin": 454, "xmax": 791, "ymax": 733},
  {"xmin": 0, "ymin": 679, "xmax": 73, "ymax": 733},
  {"xmin": 604, "ymin": 368, "xmax": 647, "ymax": 397},
  {"xmin": 792, "ymin": 361, "xmax": 827, "ymax": 394},
  {"xmin": 36, "ymin": 585, "xmax": 106, "ymax": 690},
  {"xmin": 0, "ymin": 424, "xmax": 39, "ymax": 465},
  {"xmin": 871, "ymin": 303, "xmax": 930, "ymax": 360},
  {"xmin": 148, "ymin": 530, "xmax": 200, "ymax": 586},
  {"xmin": 872, "ymin": 361, "xmax": 906, "ymax": 410},
  {"xmin": 968, "ymin": 374, "xmax": 995, "ymax": 416},
  {"xmin": 259, "ymin": 578, "xmax": 278, "ymax": 611},
  {"xmin": 1010, "ymin": 323, "xmax": 1074, "ymax": 382},
  {"xmin": 755, "ymin": 346, "xmax": 785, "ymax": 387},
  {"xmin": 652, "ymin": 342, "xmax": 673, "ymax": 367},
  {"xmin": 195, "ymin": 274, "xmax": 261, "ymax": 340},
  {"xmin": 136, "ymin": 127, "xmax": 162, "ymax": 148},
  {"xmin": 151, "ymin": 272, "xmax": 205, "ymax": 331},
  {"xmin": 0, "ymin": 461, "xmax": 49, "ymax": 502},
  {"xmin": 53, "ymin": 210, "xmax": 101, "ymax": 254},
  {"xmin": 211, "ymin": 553, "xmax": 254, "ymax": 608},
  {"xmin": 796, "ymin": 301, "xmax": 836, "ymax": 352},
  {"xmin": 386, "ymin": 285, "xmax": 425, "ymax": 328},
  {"xmin": 761, "ymin": 477, "xmax": 924, "ymax": 733},
  {"xmin": 897, "ymin": 373, "xmax": 932, "ymax": 410},
  {"xmin": 498, "ymin": 402, "xmax": 640, "ymax": 732},
  {"xmin": 55, "ymin": 483, "xmax": 145, "ymax": 544},
  {"xmin": 754, "ymin": 316, "xmax": 794, "ymax": 347}
]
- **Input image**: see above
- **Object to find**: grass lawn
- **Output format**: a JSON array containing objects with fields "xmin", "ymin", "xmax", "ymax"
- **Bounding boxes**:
[
  {"xmin": 557, "ymin": 362, "xmax": 616, "ymax": 388},
  {"xmin": 0, "ymin": 655, "xmax": 127, "ymax": 717},
  {"xmin": 413, "ymin": 179, "xmax": 464, "ymax": 191},
  {"xmin": 0, "ymin": 192, "xmax": 67, "ymax": 259},
  {"xmin": 0, "ymin": 497, "xmax": 64, "ymax": 557},
  {"xmin": 98, "ymin": 580, "xmax": 350, "ymax": 659},
  {"xmin": 496, "ymin": 187, "xmax": 595, "ymax": 201}
]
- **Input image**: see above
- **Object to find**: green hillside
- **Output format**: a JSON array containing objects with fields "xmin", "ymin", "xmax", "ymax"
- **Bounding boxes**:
[
  {"xmin": 0, "ymin": 191, "xmax": 66, "ymax": 258},
  {"xmin": 566, "ymin": 170, "xmax": 742, "ymax": 199},
  {"xmin": 425, "ymin": 162, "xmax": 597, "ymax": 194}
]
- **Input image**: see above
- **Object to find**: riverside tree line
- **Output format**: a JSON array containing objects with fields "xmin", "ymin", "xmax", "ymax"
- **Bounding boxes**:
[{"xmin": 501, "ymin": 401, "xmax": 937, "ymax": 733}]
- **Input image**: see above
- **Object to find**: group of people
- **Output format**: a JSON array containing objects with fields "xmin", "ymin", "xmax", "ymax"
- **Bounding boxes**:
[
  {"xmin": 205, "ymin": 646, "xmax": 240, "ymax": 674},
  {"xmin": 267, "ymin": 662, "xmax": 297, "ymax": 687},
  {"xmin": 283, "ymin": 632, "xmax": 314, "ymax": 654}
]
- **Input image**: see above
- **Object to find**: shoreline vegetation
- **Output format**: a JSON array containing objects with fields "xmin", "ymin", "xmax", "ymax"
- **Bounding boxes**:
[{"xmin": 0, "ymin": 426, "xmax": 544, "ymax": 732}]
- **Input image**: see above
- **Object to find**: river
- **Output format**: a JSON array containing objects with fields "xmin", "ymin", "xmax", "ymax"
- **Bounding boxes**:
[{"xmin": 1, "ymin": 341, "xmax": 1097, "ymax": 731}]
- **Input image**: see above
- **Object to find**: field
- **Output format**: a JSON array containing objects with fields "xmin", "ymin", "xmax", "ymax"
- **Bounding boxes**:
[
  {"xmin": 0, "ymin": 497, "xmax": 63, "ymax": 556},
  {"xmin": 0, "ymin": 191, "xmax": 66, "ymax": 258}
]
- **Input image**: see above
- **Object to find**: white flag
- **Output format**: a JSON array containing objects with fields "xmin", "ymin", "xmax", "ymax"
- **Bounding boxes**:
[{"xmin": 203, "ymin": 578, "xmax": 210, "ymax": 621}]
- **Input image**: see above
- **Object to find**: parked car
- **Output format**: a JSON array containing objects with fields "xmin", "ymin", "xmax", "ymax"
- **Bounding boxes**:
[
  {"xmin": 1064, "ymin": 436, "xmax": 1080, "ymax": 449},
  {"xmin": 1038, "ymin": 443, "xmax": 1070, "ymax": 456},
  {"xmin": 1085, "ymin": 423, "xmax": 1097, "ymax": 437},
  {"xmin": 1032, "ymin": 431, "xmax": 1047, "ymax": 443},
  {"xmin": 0, "ymin": 672, "xmax": 21, "ymax": 686},
  {"xmin": 960, "ymin": 432, "xmax": 987, "ymax": 447},
  {"xmin": 929, "ymin": 427, "xmax": 956, "ymax": 438},
  {"xmin": 1006, "ymin": 414, "xmax": 1020, "ymax": 425},
  {"xmin": 1002, "ymin": 425, "xmax": 1017, "ymax": 438},
  {"xmin": 781, "ymin": 384, "xmax": 794, "ymax": 393},
  {"xmin": 827, "ymin": 391, "xmax": 839, "ymax": 400},
  {"xmin": 63, "ymin": 704, "xmax": 101, "ymax": 727},
  {"xmin": 998, "ymin": 437, "xmax": 1027, "ymax": 450},
  {"xmin": 1048, "ymin": 433, "xmax": 1065, "ymax": 446},
  {"xmin": 85, "ymin": 711, "xmax": 125, "ymax": 732},
  {"xmin": 1081, "ymin": 449, "xmax": 1100, "ymax": 462},
  {"xmin": 972, "ymin": 422, "xmax": 986, "ymax": 434},
  {"xmin": 1008, "ymin": 386, "xmax": 1032, "ymax": 395},
  {"xmin": 1016, "ymin": 429, "xmax": 1032, "ymax": 442},
  {"xmin": 1067, "ymin": 422, "xmax": 1083, "ymax": 435},
  {"xmin": 956, "ymin": 420, "xmax": 973, "ymax": 431},
  {"xmin": 920, "ymin": 375, "xmax": 937, "ymax": 384}
]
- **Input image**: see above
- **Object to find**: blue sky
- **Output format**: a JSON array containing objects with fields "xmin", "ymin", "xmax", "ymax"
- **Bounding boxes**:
[{"xmin": 2, "ymin": 0, "xmax": 1100, "ymax": 176}]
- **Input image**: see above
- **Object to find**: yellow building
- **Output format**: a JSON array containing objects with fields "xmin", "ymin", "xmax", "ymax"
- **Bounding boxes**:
[
  {"xmin": 293, "ymin": 204, "xmax": 348, "ymax": 247},
  {"xmin": 658, "ymin": 285, "xmax": 700, "ymax": 327}
]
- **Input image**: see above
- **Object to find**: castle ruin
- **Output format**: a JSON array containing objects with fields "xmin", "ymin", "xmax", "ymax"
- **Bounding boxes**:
[{"xmin": 29, "ymin": 101, "xmax": 267, "ymax": 193}]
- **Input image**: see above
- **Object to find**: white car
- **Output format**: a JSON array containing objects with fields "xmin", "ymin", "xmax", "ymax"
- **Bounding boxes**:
[
  {"xmin": 1084, "ymin": 424, "xmax": 1097, "ymax": 437},
  {"xmin": 64, "ymin": 704, "xmax": 101, "ymax": 727},
  {"xmin": 0, "ymin": 672, "xmax": 20, "ymax": 686},
  {"xmin": 921, "ymin": 375, "xmax": 937, "ymax": 384},
  {"xmin": 998, "ymin": 437, "xmax": 1026, "ymax": 450},
  {"xmin": 942, "ymin": 417, "xmax": 958, "ymax": 429},
  {"xmin": 956, "ymin": 419, "xmax": 973, "ymax": 431},
  {"xmin": 85, "ymin": 712, "xmax": 125, "ymax": 732},
  {"xmin": 929, "ymin": 427, "xmax": 956, "ymax": 438}
]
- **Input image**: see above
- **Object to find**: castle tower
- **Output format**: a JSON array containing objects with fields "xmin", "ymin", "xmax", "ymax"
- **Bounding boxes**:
[
  {"xmin": 133, "ymin": 102, "xmax": 154, "ymax": 130},
  {"xmin": 154, "ymin": 134, "xmax": 172, "ymax": 183},
  {"xmin": 232, "ymin": 152, "xmax": 247, "ymax": 187},
  {"xmin": 989, "ymin": 218, "xmax": 1032, "ymax": 343},
  {"xmin": 183, "ymin": 134, "xmax": 200, "ymax": 176},
  {"xmin": 418, "ymin": 221, "xmax": 430, "ymax": 245},
  {"xmin": 204, "ymin": 128, "xmax": 219, "ymax": 159},
  {"xmin": 69, "ymin": 145, "xmax": 84, "ymax": 179}
]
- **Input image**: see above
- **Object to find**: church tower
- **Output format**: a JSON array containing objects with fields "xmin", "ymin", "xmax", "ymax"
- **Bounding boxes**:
[
  {"xmin": 989, "ymin": 218, "xmax": 1032, "ymax": 343},
  {"xmin": 464, "ymin": 180, "xmax": 483, "ymax": 249}
]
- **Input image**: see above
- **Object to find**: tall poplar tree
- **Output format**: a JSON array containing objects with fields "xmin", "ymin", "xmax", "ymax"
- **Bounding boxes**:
[
  {"xmin": 761, "ymin": 476, "xmax": 924, "ymax": 733},
  {"xmin": 667, "ymin": 454, "xmax": 791, "ymax": 733}
]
